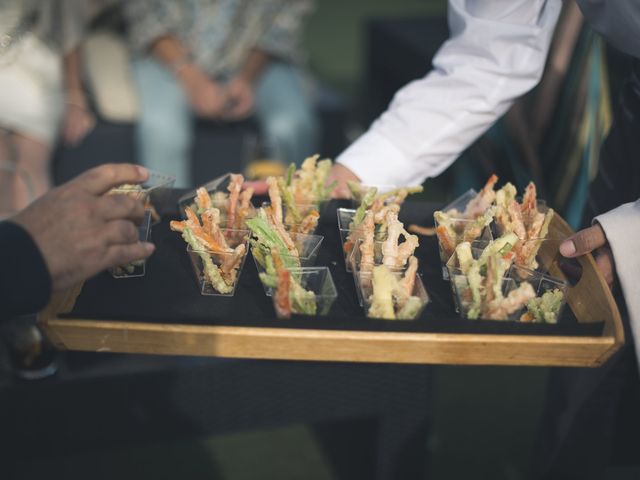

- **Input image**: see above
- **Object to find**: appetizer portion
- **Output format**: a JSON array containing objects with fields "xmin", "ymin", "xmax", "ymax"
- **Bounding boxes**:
[
  {"xmin": 273, "ymin": 266, "xmax": 338, "ymax": 320},
  {"xmin": 494, "ymin": 181, "xmax": 554, "ymax": 270},
  {"xmin": 342, "ymin": 185, "xmax": 420, "ymax": 264},
  {"xmin": 247, "ymin": 208, "xmax": 323, "ymax": 294},
  {"xmin": 363, "ymin": 262, "xmax": 428, "ymax": 320},
  {"xmin": 264, "ymin": 175, "xmax": 320, "ymax": 234},
  {"xmin": 171, "ymin": 206, "xmax": 248, "ymax": 295},
  {"xmin": 285, "ymin": 154, "xmax": 335, "ymax": 205},
  {"xmin": 449, "ymin": 239, "xmax": 567, "ymax": 322},
  {"xmin": 188, "ymin": 173, "xmax": 256, "ymax": 229}
]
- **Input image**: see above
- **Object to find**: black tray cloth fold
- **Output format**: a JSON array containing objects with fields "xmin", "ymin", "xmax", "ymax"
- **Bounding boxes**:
[{"xmin": 64, "ymin": 196, "xmax": 603, "ymax": 338}]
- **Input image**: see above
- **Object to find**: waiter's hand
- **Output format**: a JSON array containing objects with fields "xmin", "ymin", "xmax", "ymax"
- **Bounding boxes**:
[
  {"xmin": 326, "ymin": 163, "xmax": 360, "ymax": 199},
  {"xmin": 559, "ymin": 223, "xmax": 616, "ymax": 287},
  {"xmin": 11, "ymin": 164, "xmax": 155, "ymax": 291}
]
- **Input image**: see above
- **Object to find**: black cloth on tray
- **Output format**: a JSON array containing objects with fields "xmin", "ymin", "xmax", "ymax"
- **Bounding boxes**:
[{"xmin": 64, "ymin": 196, "xmax": 602, "ymax": 338}]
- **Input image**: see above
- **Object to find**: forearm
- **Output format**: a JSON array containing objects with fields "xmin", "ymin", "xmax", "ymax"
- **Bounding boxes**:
[
  {"xmin": 63, "ymin": 48, "xmax": 88, "ymax": 107},
  {"xmin": 238, "ymin": 48, "xmax": 271, "ymax": 84},
  {"xmin": 149, "ymin": 35, "xmax": 208, "ymax": 88}
]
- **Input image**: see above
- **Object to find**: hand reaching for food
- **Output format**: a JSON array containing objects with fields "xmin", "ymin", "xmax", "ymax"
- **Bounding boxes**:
[{"xmin": 11, "ymin": 164, "xmax": 154, "ymax": 291}]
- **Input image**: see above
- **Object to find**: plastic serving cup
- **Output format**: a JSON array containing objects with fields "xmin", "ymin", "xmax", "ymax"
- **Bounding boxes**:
[
  {"xmin": 272, "ymin": 266, "xmax": 338, "ymax": 319},
  {"xmin": 348, "ymin": 238, "xmax": 411, "ymax": 306},
  {"xmin": 451, "ymin": 264, "xmax": 567, "ymax": 323},
  {"xmin": 186, "ymin": 228, "xmax": 250, "ymax": 296},
  {"xmin": 337, "ymin": 208, "xmax": 359, "ymax": 271},
  {"xmin": 252, "ymin": 232, "xmax": 324, "ymax": 296},
  {"xmin": 434, "ymin": 214, "xmax": 493, "ymax": 280},
  {"xmin": 110, "ymin": 209, "xmax": 152, "ymax": 279},
  {"xmin": 506, "ymin": 265, "xmax": 568, "ymax": 324},
  {"xmin": 358, "ymin": 269, "xmax": 429, "ymax": 320}
]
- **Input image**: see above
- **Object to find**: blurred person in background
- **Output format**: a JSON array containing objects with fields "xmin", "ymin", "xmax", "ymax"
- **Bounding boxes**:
[
  {"xmin": 0, "ymin": 1, "xmax": 63, "ymax": 212},
  {"xmin": 125, "ymin": 0, "xmax": 318, "ymax": 187},
  {"xmin": 0, "ymin": 0, "xmax": 116, "ymax": 212}
]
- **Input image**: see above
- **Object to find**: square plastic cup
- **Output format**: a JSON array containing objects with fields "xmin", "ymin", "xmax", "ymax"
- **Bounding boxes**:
[
  {"xmin": 434, "ymin": 214, "xmax": 493, "ymax": 280},
  {"xmin": 272, "ymin": 266, "xmax": 338, "ymax": 319},
  {"xmin": 492, "ymin": 199, "xmax": 549, "ymax": 238},
  {"xmin": 110, "ymin": 209, "xmax": 152, "ymax": 278},
  {"xmin": 348, "ymin": 238, "xmax": 411, "ymax": 306},
  {"xmin": 507, "ymin": 265, "xmax": 568, "ymax": 324},
  {"xmin": 441, "ymin": 188, "xmax": 479, "ymax": 216},
  {"xmin": 186, "ymin": 228, "xmax": 250, "ymax": 296},
  {"xmin": 252, "ymin": 232, "xmax": 324, "ymax": 296},
  {"xmin": 450, "ymin": 271, "xmax": 518, "ymax": 321},
  {"xmin": 357, "ymin": 269, "xmax": 429, "ymax": 320},
  {"xmin": 337, "ymin": 208, "xmax": 360, "ymax": 271}
]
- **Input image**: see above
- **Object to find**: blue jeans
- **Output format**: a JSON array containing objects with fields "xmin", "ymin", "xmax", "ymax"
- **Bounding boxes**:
[{"xmin": 132, "ymin": 58, "xmax": 319, "ymax": 187}]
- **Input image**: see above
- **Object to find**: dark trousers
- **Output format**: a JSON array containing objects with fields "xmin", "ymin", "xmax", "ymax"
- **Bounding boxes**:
[{"xmin": 534, "ymin": 58, "xmax": 640, "ymax": 480}]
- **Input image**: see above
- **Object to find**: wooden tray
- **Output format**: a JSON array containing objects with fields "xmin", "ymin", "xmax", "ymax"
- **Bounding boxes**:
[{"xmin": 39, "ymin": 201, "xmax": 623, "ymax": 367}]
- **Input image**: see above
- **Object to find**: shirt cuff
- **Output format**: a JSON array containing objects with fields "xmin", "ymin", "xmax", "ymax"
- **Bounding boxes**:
[
  {"xmin": 594, "ymin": 200, "xmax": 640, "ymax": 348},
  {"xmin": 0, "ymin": 221, "xmax": 52, "ymax": 318},
  {"xmin": 336, "ymin": 130, "xmax": 423, "ymax": 187}
]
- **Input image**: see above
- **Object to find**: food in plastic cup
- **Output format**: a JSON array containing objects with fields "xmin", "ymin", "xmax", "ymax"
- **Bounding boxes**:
[
  {"xmin": 186, "ymin": 228, "xmax": 250, "ymax": 296},
  {"xmin": 337, "ymin": 208, "xmax": 358, "ymax": 271},
  {"xmin": 358, "ymin": 268, "xmax": 429, "ymax": 320},
  {"xmin": 272, "ymin": 266, "xmax": 338, "ymax": 319},
  {"xmin": 252, "ymin": 232, "xmax": 324, "ymax": 296},
  {"xmin": 348, "ymin": 238, "xmax": 411, "ymax": 306},
  {"xmin": 261, "ymin": 201, "xmax": 320, "ymax": 234}
]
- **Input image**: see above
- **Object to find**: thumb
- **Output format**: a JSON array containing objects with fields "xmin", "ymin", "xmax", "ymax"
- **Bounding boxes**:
[{"xmin": 559, "ymin": 223, "xmax": 607, "ymax": 257}]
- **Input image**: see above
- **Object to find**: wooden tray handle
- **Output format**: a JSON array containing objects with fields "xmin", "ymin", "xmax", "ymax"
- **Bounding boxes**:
[{"xmin": 540, "ymin": 214, "xmax": 623, "ymax": 341}]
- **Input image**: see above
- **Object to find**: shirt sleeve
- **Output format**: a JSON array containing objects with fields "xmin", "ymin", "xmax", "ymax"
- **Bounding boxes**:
[
  {"xmin": 124, "ymin": 0, "xmax": 184, "ymax": 54},
  {"xmin": 337, "ymin": 0, "xmax": 562, "ymax": 186},
  {"xmin": 0, "ymin": 221, "xmax": 52, "ymax": 319},
  {"xmin": 594, "ymin": 200, "xmax": 640, "ymax": 364}
]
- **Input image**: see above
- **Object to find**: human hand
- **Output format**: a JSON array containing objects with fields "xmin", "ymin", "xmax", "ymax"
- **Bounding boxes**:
[
  {"xmin": 559, "ymin": 223, "xmax": 616, "ymax": 287},
  {"xmin": 326, "ymin": 163, "xmax": 361, "ymax": 199},
  {"xmin": 223, "ymin": 76, "xmax": 254, "ymax": 120},
  {"xmin": 178, "ymin": 66, "xmax": 227, "ymax": 118},
  {"xmin": 10, "ymin": 164, "xmax": 155, "ymax": 291},
  {"xmin": 62, "ymin": 102, "xmax": 96, "ymax": 146}
]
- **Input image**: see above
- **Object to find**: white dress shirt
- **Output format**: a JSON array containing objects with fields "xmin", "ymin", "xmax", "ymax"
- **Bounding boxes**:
[
  {"xmin": 337, "ymin": 0, "xmax": 562, "ymax": 186},
  {"xmin": 337, "ymin": 0, "xmax": 640, "ymax": 366}
]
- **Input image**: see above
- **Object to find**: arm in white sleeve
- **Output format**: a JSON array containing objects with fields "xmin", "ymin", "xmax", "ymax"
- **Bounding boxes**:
[
  {"xmin": 337, "ymin": 0, "xmax": 562, "ymax": 186},
  {"xmin": 595, "ymin": 200, "xmax": 640, "ymax": 363}
]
